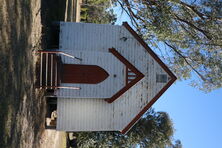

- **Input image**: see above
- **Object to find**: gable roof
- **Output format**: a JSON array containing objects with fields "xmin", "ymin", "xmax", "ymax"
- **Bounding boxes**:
[
  {"xmin": 56, "ymin": 22, "xmax": 177, "ymax": 134},
  {"xmin": 105, "ymin": 48, "xmax": 144, "ymax": 103},
  {"xmin": 120, "ymin": 22, "xmax": 177, "ymax": 134}
]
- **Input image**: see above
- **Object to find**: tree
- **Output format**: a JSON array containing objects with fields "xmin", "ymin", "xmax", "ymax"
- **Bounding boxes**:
[
  {"xmin": 73, "ymin": 109, "xmax": 177, "ymax": 148},
  {"xmin": 115, "ymin": 0, "xmax": 222, "ymax": 92},
  {"xmin": 172, "ymin": 140, "xmax": 183, "ymax": 148},
  {"xmin": 81, "ymin": 0, "xmax": 117, "ymax": 24}
]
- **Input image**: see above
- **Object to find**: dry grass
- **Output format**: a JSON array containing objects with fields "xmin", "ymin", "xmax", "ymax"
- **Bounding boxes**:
[
  {"xmin": 0, "ymin": 0, "xmax": 72, "ymax": 147},
  {"xmin": 0, "ymin": 0, "xmax": 46, "ymax": 147},
  {"xmin": 0, "ymin": 0, "xmax": 47, "ymax": 147}
]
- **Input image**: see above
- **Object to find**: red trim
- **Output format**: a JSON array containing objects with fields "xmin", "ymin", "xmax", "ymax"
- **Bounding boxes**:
[
  {"xmin": 121, "ymin": 78, "xmax": 175, "ymax": 134},
  {"xmin": 120, "ymin": 22, "xmax": 177, "ymax": 134},
  {"xmin": 105, "ymin": 48, "xmax": 144, "ymax": 103},
  {"xmin": 61, "ymin": 64, "xmax": 109, "ymax": 84},
  {"xmin": 122, "ymin": 22, "xmax": 176, "ymax": 80}
]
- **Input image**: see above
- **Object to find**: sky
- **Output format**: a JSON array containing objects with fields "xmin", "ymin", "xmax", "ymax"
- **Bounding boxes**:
[
  {"xmin": 154, "ymin": 80, "xmax": 222, "ymax": 148},
  {"xmin": 113, "ymin": 4, "xmax": 222, "ymax": 148}
]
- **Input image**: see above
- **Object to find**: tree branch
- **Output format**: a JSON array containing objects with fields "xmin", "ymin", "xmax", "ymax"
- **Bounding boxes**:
[
  {"xmin": 164, "ymin": 42, "xmax": 207, "ymax": 82},
  {"xmin": 179, "ymin": 1, "xmax": 222, "ymax": 21},
  {"xmin": 167, "ymin": 39, "xmax": 222, "ymax": 47},
  {"xmin": 174, "ymin": 14, "xmax": 212, "ymax": 40},
  {"xmin": 122, "ymin": 0, "xmax": 147, "ymax": 24},
  {"xmin": 179, "ymin": 1, "xmax": 206, "ymax": 20},
  {"xmin": 116, "ymin": 0, "xmax": 139, "ymax": 29}
]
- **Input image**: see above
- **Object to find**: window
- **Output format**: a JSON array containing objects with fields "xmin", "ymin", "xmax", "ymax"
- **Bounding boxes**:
[{"xmin": 156, "ymin": 74, "xmax": 168, "ymax": 83}]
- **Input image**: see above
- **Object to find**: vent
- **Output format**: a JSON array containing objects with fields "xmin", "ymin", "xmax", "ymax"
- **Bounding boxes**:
[
  {"xmin": 156, "ymin": 74, "xmax": 168, "ymax": 83},
  {"xmin": 126, "ymin": 68, "xmax": 137, "ymax": 84}
]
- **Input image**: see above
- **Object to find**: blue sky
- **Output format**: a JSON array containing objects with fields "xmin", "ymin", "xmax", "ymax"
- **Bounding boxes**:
[
  {"xmin": 113, "ymin": 4, "xmax": 222, "ymax": 148},
  {"xmin": 154, "ymin": 80, "xmax": 222, "ymax": 148}
]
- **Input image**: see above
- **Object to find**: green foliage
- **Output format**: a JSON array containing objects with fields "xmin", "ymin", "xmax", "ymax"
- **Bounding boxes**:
[
  {"xmin": 81, "ymin": 0, "xmax": 117, "ymax": 24},
  {"xmin": 73, "ymin": 109, "xmax": 176, "ymax": 148},
  {"xmin": 117, "ymin": 0, "xmax": 222, "ymax": 92}
]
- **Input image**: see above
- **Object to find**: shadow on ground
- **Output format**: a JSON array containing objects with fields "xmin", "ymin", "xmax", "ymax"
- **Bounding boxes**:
[
  {"xmin": 40, "ymin": 0, "xmax": 67, "ymax": 49},
  {"xmin": 0, "ymin": 0, "xmax": 46, "ymax": 147},
  {"xmin": 0, "ymin": 0, "xmax": 66, "ymax": 147}
]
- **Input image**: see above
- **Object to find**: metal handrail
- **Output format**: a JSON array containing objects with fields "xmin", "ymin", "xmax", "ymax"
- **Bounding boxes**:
[
  {"xmin": 40, "ymin": 86, "xmax": 81, "ymax": 90},
  {"xmin": 37, "ymin": 50, "xmax": 82, "ymax": 61}
]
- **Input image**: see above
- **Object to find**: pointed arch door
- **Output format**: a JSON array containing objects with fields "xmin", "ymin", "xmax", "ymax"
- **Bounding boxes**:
[{"xmin": 62, "ymin": 64, "xmax": 109, "ymax": 84}]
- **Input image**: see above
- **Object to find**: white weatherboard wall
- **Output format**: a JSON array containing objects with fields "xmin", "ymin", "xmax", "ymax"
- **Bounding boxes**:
[
  {"xmin": 56, "ymin": 22, "xmax": 171, "ymax": 132},
  {"xmin": 55, "ymin": 50, "xmax": 125, "ymax": 98}
]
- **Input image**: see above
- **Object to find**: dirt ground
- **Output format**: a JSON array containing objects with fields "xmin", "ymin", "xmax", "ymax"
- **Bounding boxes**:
[{"xmin": 0, "ymin": 0, "xmax": 66, "ymax": 147}]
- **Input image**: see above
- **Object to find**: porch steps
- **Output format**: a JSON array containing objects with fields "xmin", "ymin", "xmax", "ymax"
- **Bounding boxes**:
[{"xmin": 37, "ymin": 52, "xmax": 61, "ymax": 89}]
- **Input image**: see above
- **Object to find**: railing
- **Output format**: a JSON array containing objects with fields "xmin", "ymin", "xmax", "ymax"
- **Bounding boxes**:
[
  {"xmin": 36, "ymin": 50, "xmax": 82, "ymax": 61},
  {"xmin": 37, "ymin": 50, "xmax": 81, "ymax": 90}
]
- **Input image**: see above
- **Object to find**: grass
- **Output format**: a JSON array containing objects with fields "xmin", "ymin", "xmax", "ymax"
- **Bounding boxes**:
[
  {"xmin": 0, "ymin": 0, "xmax": 30, "ymax": 141},
  {"xmin": 0, "ymin": 0, "xmax": 73, "ymax": 147}
]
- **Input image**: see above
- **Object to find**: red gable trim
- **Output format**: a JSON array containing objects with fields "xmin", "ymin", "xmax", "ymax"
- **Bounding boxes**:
[
  {"xmin": 122, "ymin": 22, "xmax": 176, "ymax": 80},
  {"xmin": 105, "ymin": 48, "xmax": 144, "ymax": 103},
  {"xmin": 120, "ymin": 22, "xmax": 177, "ymax": 134},
  {"xmin": 121, "ymin": 78, "xmax": 176, "ymax": 134}
]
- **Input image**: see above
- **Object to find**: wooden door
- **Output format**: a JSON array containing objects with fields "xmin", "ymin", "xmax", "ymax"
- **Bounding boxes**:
[{"xmin": 62, "ymin": 64, "xmax": 109, "ymax": 84}]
